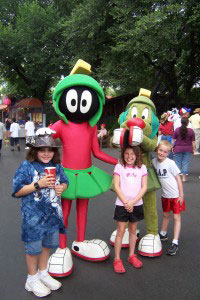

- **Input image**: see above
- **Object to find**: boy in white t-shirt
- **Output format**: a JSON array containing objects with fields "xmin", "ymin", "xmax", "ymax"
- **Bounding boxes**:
[
  {"xmin": 152, "ymin": 140, "xmax": 185, "ymax": 255},
  {"xmin": 10, "ymin": 118, "xmax": 21, "ymax": 151}
]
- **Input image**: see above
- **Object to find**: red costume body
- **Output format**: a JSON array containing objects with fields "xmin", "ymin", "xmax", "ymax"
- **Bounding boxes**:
[{"xmin": 51, "ymin": 120, "xmax": 117, "ymax": 248}]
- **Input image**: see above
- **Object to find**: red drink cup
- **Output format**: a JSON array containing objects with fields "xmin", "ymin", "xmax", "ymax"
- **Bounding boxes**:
[
  {"xmin": 45, "ymin": 167, "xmax": 56, "ymax": 188},
  {"xmin": 45, "ymin": 167, "xmax": 56, "ymax": 179}
]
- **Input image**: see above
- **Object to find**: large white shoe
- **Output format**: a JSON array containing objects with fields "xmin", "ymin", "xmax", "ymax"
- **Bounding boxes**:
[
  {"xmin": 138, "ymin": 234, "xmax": 162, "ymax": 257},
  {"xmin": 48, "ymin": 247, "xmax": 73, "ymax": 277},
  {"xmin": 71, "ymin": 240, "xmax": 110, "ymax": 261},
  {"xmin": 110, "ymin": 228, "xmax": 140, "ymax": 247}
]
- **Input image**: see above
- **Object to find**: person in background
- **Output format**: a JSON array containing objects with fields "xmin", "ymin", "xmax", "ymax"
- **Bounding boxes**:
[
  {"xmin": 48, "ymin": 120, "xmax": 53, "ymax": 128},
  {"xmin": 35, "ymin": 122, "xmax": 43, "ymax": 131},
  {"xmin": 5, "ymin": 117, "xmax": 11, "ymax": 139},
  {"xmin": 158, "ymin": 113, "xmax": 174, "ymax": 159},
  {"xmin": 18, "ymin": 118, "xmax": 25, "ymax": 125},
  {"xmin": 173, "ymin": 107, "xmax": 192, "ymax": 131},
  {"xmin": 25, "ymin": 117, "xmax": 35, "ymax": 150},
  {"xmin": 152, "ymin": 140, "xmax": 185, "ymax": 256},
  {"xmin": 10, "ymin": 118, "xmax": 21, "ymax": 151},
  {"xmin": 0, "ymin": 120, "xmax": 6, "ymax": 156},
  {"xmin": 189, "ymin": 108, "xmax": 200, "ymax": 155},
  {"xmin": 172, "ymin": 117, "xmax": 195, "ymax": 182},
  {"xmin": 97, "ymin": 123, "xmax": 108, "ymax": 139}
]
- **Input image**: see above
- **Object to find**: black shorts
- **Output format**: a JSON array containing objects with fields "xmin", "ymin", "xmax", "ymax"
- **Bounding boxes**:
[{"xmin": 114, "ymin": 205, "xmax": 144, "ymax": 223}]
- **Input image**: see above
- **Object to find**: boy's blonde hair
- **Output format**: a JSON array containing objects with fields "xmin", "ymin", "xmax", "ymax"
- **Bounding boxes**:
[{"xmin": 157, "ymin": 140, "xmax": 172, "ymax": 151}]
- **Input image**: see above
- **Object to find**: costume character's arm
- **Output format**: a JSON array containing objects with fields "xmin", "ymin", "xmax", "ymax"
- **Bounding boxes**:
[
  {"xmin": 141, "ymin": 135, "xmax": 157, "ymax": 152},
  {"xmin": 92, "ymin": 126, "xmax": 117, "ymax": 165}
]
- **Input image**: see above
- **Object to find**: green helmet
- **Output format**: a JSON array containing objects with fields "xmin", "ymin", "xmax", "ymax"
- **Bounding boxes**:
[
  {"xmin": 53, "ymin": 74, "xmax": 105, "ymax": 127},
  {"xmin": 126, "ymin": 95, "xmax": 156, "ymax": 114}
]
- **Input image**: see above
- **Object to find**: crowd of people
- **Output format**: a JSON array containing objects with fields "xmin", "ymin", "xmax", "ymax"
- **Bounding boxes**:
[
  {"xmin": 158, "ymin": 106, "xmax": 200, "ymax": 182},
  {"xmin": 0, "ymin": 117, "xmax": 44, "ymax": 153}
]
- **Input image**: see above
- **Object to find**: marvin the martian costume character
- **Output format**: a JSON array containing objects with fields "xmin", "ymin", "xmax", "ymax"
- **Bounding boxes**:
[{"xmin": 48, "ymin": 60, "xmax": 117, "ymax": 277}]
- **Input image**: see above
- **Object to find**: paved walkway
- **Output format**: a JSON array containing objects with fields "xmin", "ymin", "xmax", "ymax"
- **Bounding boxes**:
[{"xmin": 0, "ymin": 140, "xmax": 199, "ymax": 300}]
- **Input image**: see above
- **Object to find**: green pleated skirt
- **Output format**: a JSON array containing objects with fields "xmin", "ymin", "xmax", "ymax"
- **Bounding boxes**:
[{"xmin": 61, "ymin": 166, "xmax": 112, "ymax": 200}]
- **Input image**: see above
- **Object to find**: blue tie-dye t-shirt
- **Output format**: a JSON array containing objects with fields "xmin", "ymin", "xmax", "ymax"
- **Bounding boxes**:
[{"xmin": 13, "ymin": 160, "xmax": 69, "ymax": 243}]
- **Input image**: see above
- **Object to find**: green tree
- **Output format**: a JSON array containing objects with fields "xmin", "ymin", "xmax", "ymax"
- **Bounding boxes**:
[
  {"xmin": 63, "ymin": 0, "xmax": 115, "ymax": 81},
  {"xmin": 0, "ymin": 0, "xmax": 199, "ymax": 111},
  {"xmin": 105, "ymin": 0, "xmax": 200, "ymax": 107},
  {"xmin": 63, "ymin": 0, "xmax": 200, "ymax": 109},
  {"xmin": 0, "ymin": 0, "xmax": 71, "ymax": 101}
]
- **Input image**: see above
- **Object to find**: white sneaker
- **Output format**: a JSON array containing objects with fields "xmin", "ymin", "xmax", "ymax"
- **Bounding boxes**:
[
  {"xmin": 40, "ymin": 273, "xmax": 62, "ymax": 290},
  {"xmin": 25, "ymin": 279, "xmax": 51, "ymax": 297},
  {"xmin": 25, "ymin": 147, "xmax": 29, "ymax": 149}
]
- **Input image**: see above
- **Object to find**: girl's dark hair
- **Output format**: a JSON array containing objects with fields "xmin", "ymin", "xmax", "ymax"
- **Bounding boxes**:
[
  {"xmin": 120, "ymin": 146, "xmax": 143, "ymax": 168},
  {"xmin": 26, "ymin": 147, "xmax": 61, "ymax": 164},
  {"xmin": 180, "ymin": 117, "xmax": 189, "ymax": 140}
]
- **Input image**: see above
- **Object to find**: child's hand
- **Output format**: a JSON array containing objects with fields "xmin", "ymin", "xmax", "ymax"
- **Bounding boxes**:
[
  {"xmin": 124, "ymin": 202, "xmax": 131, "ymax": 212},
  {"xmin": 54, "ymin": 184, "xmax": 64, "ymax": 197},
  {"xmin": 178, "ymin": 194, "xmax": 184, "ymax": 205},
  {"xmin": 124, "ymin": 202, "xmax": 134, "ymax": 213},
  {"xmin": 38, "ymin": 175, "xmax": 55, "ymax": 189}
]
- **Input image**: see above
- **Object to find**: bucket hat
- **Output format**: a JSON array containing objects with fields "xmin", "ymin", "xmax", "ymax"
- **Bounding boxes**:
[{"xmin": 26, "ymin": 127, "xmax": 61, "ymax": 148}]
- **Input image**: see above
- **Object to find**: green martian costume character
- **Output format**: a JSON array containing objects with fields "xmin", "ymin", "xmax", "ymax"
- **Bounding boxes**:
[{"xmin": 110, "ymin": 89, "xmax": 162, "ymax": 257}]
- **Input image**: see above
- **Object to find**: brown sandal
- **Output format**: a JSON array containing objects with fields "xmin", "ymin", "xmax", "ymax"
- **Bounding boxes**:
[{"xmin": 113, "ymin": 259, "xmax": 126, "ymax": 273}]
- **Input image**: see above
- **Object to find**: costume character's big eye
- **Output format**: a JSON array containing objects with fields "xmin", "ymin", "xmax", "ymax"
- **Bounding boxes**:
[
  {"xmin": 142, "ymin": 108, "xmax": 149, "ymax": 119},
  {"xmin": 80, "ymin": 90, "xmax": 92, "ymax": 113},
  {"xmin": 131, "ymin": 107, "xmax": 138, "ymax": 118},
  {"xmin": 66, "ymin": 89, "xmax": 78, "ymax": 113}
]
